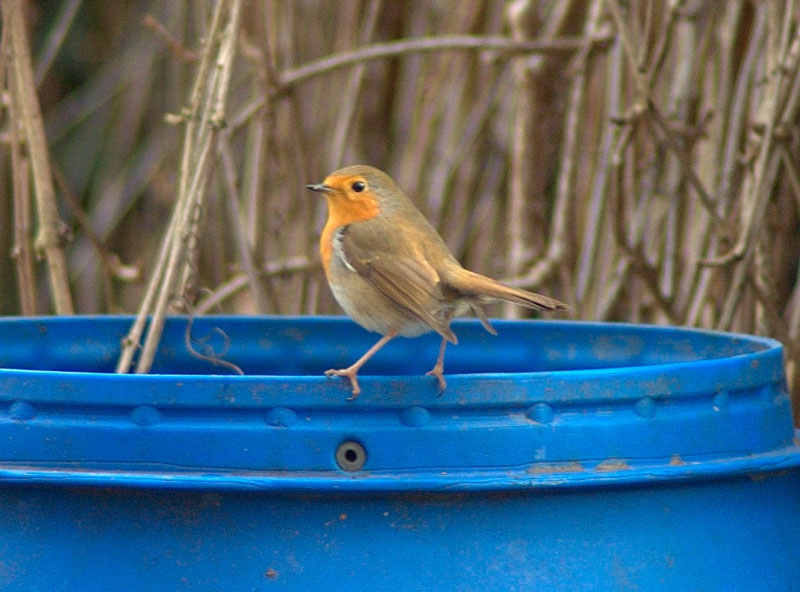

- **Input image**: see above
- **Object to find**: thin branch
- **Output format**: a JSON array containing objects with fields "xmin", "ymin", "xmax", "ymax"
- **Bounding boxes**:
[
  {"xmin": 276, "ymin": 34, "xmax": 594, "ymax": 92},
  {"xmin": 575, "ymin": 25, "xmax": 621, "ymax": 305},
  {"xmin": 603, "ymin": 0, "xmax": 646, "ymax": 96},
  {"xmin": 3, "ymin": 0, "xmax": 74, "ymax": 314},
  {"xmin": 219, "ymin": 140, "xmax": 270, "ymax": 312},
  {"xmin": 116, "ymin": 0, "xmax": 241, "ymax": 374},
  {"xmin": 781, "ymin": 144, "xmax": 800, "ymax": 213},
  {"xmin": 716, "ymin": 148, "xmax": 782, "ymax": 330},
  {"xmin": 645, "ymin": 102, "xmax": 725, "ymax": 227},
  {"xmin": 505, "ymin": 0, "xmax": 541, "ymax": 318},
  {"xmin": 51, "ymin": 164, "xmax": 134, "ymax": 311},
  {"xmin": 605, "ymin": 0, "xmax": 725, "ymax": 229},
  {"xmin": 684, "ymin": 1, "xmax": 761, "ymax": 324},
  {"xmin": 506, "ymin": 0, "xmax": 605, "ymax": 296},
  {"xmin": 142, "ymin": 13, "xmax": 199, "ymax": 62},
  {"xmin": 748, "ymin": 274, "xmax": 800, "ymax": 364},
  {"xmin": 114, "ymin": 187, "xmax": 181, "ymax": 372},
  {"xmin": 2, "ymin": 13, "xmax": 36, "ymax": 314},
  {"xmin": 6, "ymin": 92, "xmax": 37, "ymax": 313},
  {"xmin": 594, "ymin": 124, "xmax": 635, "ymax": 319},
  {"xmin": 194, "ymin": 256, "xmax": 317, "ymax": 315},
  {"xmin": 642, "ymin": 0, "xmax": 682, "ymax": 85},
  {"xmin": 327, "ymin": 0, "xmax": 383, "ymax": 169},
  {"xmin": 703, "ymin": 23, "xmax": 800, "ymax": 266},
  {"xmin": 34, "ymin": 0, "xmax": 82, "ymax": 85},
  {"xmin": 606, "ymin": 118, "xmax": 676, "ymax": 321}
]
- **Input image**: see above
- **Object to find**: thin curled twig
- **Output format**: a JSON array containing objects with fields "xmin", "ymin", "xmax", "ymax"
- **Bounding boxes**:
[{"xmin": 184, "ymin": 316, "xmax": 243, "ymax": 376}]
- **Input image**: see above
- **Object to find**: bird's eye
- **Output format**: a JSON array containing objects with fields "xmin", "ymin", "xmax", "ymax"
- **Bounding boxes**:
[{"xmin": 351, "ymin": 181, "xmax": 366, "ymax": 193}]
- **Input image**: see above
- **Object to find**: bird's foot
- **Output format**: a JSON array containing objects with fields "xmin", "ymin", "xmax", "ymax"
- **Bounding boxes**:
[
  {"xmin": 425, "ymin": 363, "xmax": 447, "ymax": 394},
  {"xmin": 325, "ymin": 367, "xmax": 361, "ymax": 400}
]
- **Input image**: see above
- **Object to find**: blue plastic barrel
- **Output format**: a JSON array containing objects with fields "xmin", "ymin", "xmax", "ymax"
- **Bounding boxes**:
[{"xmin": 0, "ymin": 315, "xmax": 798, "ymax": 590}]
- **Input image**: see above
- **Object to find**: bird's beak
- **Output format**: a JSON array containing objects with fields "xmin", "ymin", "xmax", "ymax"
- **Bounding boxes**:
[{"xmin": 305, "ymin": 183, "xmax": 332, "ymax": 193}]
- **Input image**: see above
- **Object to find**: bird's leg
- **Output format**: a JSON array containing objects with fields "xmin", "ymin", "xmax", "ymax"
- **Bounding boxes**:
[
  {"xmin": 426, "ymin": 335, "xmax": 449, "ymax": 393},
  {"xmin": 470, "ymin": 303, "xmax": 497, "ymax": 335},
  {"xmin": 325, "ymin": 330, "xmax": 397, "ymax": 400}
]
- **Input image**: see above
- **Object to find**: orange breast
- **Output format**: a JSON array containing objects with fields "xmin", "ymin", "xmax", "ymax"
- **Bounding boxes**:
[{"xmin": 320, "ymin": 193, "xmax": 380, "ymax": 278}]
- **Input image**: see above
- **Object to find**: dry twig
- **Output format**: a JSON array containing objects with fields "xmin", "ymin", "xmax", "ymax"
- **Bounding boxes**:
[
  {"xmin": 116, "ymin": 0, "xmax": 242, "ymax": 373},
  {"xmin": 2, "ymin": 0, "xmax": 74, "ymax": 314}
]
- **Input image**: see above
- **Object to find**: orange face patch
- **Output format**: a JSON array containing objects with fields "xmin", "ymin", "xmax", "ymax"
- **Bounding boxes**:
[{"xmin": 318, "ymin": 175, "xmax": 381, "ymax": 276}]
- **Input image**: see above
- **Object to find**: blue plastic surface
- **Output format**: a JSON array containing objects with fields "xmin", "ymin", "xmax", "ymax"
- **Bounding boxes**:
[{"xmin": 0, "ymin": 315, "xmax": 798, "ymax": 590}]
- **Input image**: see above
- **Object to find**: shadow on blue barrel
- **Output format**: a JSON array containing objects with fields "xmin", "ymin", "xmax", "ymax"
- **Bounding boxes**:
[{"xmin": 0, "ymin": 316, "xmax": 798, "ymax": 591}]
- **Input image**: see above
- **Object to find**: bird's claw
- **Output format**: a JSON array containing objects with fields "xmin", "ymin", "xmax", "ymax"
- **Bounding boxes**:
[
  {"xmin": 325, "ymin": 367, "xmax": 361, "ymax": 400},
  {"xmin": 425, "ymin": 365, "xmax": 447, "ymax": 395}
]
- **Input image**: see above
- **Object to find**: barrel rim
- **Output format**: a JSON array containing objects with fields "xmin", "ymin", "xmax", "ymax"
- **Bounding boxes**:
[
  {"xmin": 0, "ymin": 315, "xmax": 786, "ymax": 407},
  {"xmin": 0, "ymin": 440, "xmax": 798, "ymax": 493},
  {"xmin": 0, "ymin": 316, "xmax": 792, "ymax": 483}
]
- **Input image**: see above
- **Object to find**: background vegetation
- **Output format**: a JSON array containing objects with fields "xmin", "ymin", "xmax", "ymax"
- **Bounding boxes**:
[{"xmin": 1, "ymin": 1, "xmax": 799, "ymax": 414}]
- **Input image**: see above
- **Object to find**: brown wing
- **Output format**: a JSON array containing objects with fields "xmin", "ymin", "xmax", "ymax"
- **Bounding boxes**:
[{"xmin": 339, "ymin": 220, "xmax": 457, "ymax": 343}]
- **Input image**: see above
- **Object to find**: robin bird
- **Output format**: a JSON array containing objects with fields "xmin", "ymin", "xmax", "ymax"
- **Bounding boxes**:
[{"xmin": 307, "ymin": 165, "xmax": 568, "ymax": 399}]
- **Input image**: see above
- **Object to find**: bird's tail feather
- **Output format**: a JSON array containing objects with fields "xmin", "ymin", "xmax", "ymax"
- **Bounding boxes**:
[{"xmin": 447, "ymin": 269, "xmax": 569, "ymax": 312}]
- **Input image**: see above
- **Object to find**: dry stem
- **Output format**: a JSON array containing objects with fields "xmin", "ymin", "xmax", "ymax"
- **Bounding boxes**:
[
  {"xmin": 116, "ymin": 0, "xmax": 242, "ymax": 373},
  {"xmin": 2, "ymin": 0, "xmax": 74, "ymax": 314}
]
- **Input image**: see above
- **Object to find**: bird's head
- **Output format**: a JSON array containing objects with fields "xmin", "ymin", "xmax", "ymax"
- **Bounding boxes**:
[{"xmin": 306, "ymin": 165, "xmax": 411, "ymax": 222}]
